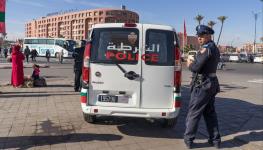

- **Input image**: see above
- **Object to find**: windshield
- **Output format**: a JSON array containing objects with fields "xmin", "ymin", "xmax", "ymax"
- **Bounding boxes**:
[{"xmin": 90, "ymin": 28, "xmax": 139, "ymax": 64}]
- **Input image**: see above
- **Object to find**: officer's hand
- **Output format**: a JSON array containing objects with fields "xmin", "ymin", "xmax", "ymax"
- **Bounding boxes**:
[
  {"xmin": 200, "ymin": 48, "xmax": 207, "ymax": 54},
  {"xmin": 187, "ymin": 58, "xmax": 193, "ymax": 67}
]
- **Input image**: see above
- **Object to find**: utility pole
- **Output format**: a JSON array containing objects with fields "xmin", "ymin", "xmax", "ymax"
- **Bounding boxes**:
[
  {"xmin": 252, "ymin": 12, "xmax": 259, "ymax": 54},
  {"xmin": 261, "ymin": 0, "xmax": 263, "ymax": 43}
]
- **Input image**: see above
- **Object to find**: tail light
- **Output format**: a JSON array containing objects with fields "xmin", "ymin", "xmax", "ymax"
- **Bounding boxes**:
[
  {"xmin": 123, "ymin": 23, "xmax": 137, "ymax": 27},
  {"xmin": 175, "ymin": 100, "xmax": 181, "ymax": 108},
  {"xmin": 174, "ymin": 46, "xmax": 182, "ymax": 92},
  {"xmin": 82, "ymin": 42, "xmax": 91, "ymax": 84},
  {"xmin": 173, "ymin": 45, "xmax": 182, "ymax": 108}
]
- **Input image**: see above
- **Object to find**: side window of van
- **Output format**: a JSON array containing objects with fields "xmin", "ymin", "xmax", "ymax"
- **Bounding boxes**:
[
  {"xmin": 145, "ymin": 29, "xmax": 174, "ymax": 66},
  {"xmin": 91, "ymin": 28, "xmax": 139, "ymax": 64}
]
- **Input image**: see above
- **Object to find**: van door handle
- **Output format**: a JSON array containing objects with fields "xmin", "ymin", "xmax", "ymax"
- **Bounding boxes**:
[
  {"xmin": 116, "ymin": 64, "xmax": 139, "ymax": 80},
  {"xmin": 125, "ymin": 71, "xmax": 139, "ymax": 80}
]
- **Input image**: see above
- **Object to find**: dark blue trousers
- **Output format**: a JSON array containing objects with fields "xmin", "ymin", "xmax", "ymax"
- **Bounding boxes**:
[{"xmin": 184, "ymin": 79, "xmax": 220, "ymax": 142}]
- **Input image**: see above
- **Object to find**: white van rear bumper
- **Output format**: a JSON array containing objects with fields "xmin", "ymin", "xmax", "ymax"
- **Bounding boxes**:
[{"xmin": 81, "ymin": 104, "xmax": 180, "ymax": 119}]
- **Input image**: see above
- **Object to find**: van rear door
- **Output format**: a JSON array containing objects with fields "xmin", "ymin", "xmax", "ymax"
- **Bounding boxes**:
[
  {"xmin": 141, "ymin": 26, "xmax": 175, "ymax": 109},
  {"xmin": 89, "ymin": 25, "xmax": 142, "ymax": 108}
]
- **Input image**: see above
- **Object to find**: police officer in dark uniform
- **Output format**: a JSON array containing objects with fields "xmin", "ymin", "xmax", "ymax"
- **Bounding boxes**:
[
  {"xmin": 73, "ymin": 40, "xmax": 86, "ymax": 92},
  {"xmin": 184, "ymin": 25, "xmax": 221, "ymax": 149}
]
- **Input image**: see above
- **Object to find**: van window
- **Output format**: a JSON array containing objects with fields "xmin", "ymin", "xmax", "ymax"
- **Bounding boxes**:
[
  {"xmin": 91, "ymin": 28, "xmax": 139, "ymax": 64},
  {"xmin": 145, "ymin": 29, "xmax": 174, "ymax": 66}
]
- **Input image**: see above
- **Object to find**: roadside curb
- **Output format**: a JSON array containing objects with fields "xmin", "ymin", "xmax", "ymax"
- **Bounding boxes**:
[{"xmin": 0, "ymin": 63, "xmax": 50, "ymax": 69}]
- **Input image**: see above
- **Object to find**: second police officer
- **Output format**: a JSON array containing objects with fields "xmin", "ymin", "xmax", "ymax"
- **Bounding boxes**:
[
  {"xmin": 184, "ymin": 25, "xmax": 221, "ymax": 149},
  {"xmin": 73, "ymin": 40, "xmax": 86, "ymax": 92}
]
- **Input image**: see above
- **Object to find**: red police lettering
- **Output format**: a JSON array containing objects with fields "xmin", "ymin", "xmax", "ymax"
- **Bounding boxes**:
[
  {"xmin": 141, "ymin": 54, "xmax": 151, "ymax": 62},
  {"xmin": 105, "ymin": 51, "xmax": 159, "ymax": 62},
  {"xmin": 151, "ymin": 53, "xmax": 159, "ymax": 62},
  {"xmin": 116, "ymin": 52, "xmax": 126, "ymax": 60},
  {"xmin": 106, "ymin": 51, "xmax": 115, "ymax": 59},
  {"xmin": 127, "ymin": 53, "xmax": 136, "ymax": 61}
]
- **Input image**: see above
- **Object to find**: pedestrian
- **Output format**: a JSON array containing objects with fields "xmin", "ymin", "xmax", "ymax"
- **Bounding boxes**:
[
  {"xmin": 73, "ymin": 40, "xmax": 86, "ymax": 92},
  {"xmin": 31, "ymin": 64, "xmax": 40, "ymax": 81},
  {"xmin": 0, "ymin": 47, "xmax": 2, "ymax": 57},
  {"xmin": 24, "ymin": 46, "xmax": 31, "ymax": 63},
  {"xmin": 184, "ymin": 25, "xmax": 221, "ymax": 149},
  {"xmin": 31, "ymin": 49, "xmax": 38, "ymax": 62},
  {"xmin": 3, "ymin": 47, "xmax": 8, "ymax": 58},
  {"xmin": 45, "ymin": 49, "xmax": 51, "ymax": 63},
  {"xmin": 9, "ymin": 47, "xmax": 12, "ymax": 55},
  {"xmin": 11, "ymin": 45, "xmax": 25, "ymax": 88},
  {"xmin": 249, "ymin": 54, "xmax": 254, "ymax": 63},
  {"xmin": 58, "ymin": 49, "xmax": 64, "ymax": 64}
]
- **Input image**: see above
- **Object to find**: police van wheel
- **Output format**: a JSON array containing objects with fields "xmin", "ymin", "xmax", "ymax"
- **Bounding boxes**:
[
  {"xmin": 162, "ymin": 118, "xmax": 177, "ymax": 128},
  {"xmin": 83, "ymin": 113, "xmax": 96, "ymax": 123}
]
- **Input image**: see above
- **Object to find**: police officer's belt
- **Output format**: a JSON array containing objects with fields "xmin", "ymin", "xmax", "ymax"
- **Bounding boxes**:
[
  {"xmin": 197, "ymin": 73, "xmax": 216, "ymax": 78},
  {"xmin": 194, "ymin": 73, "xmax": 216, "ymax": 86}
]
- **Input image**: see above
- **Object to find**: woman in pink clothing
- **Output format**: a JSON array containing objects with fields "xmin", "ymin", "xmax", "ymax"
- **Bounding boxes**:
[{"xmin": 11, "ymin": 45, "xmax": 25, "ymax": 87}]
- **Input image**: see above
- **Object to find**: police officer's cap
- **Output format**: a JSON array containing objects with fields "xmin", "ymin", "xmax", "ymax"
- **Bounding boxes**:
[{"xmin": 196, "ymin": 25, "xmax": 214, "ymax": 35}]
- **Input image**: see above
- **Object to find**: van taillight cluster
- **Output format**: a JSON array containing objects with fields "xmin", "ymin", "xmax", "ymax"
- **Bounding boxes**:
[
  {"xmin": 82, "ymin": 43, "xmax": 91, "ymax": 84},
  {"xmin": 174, "ymin": 46, "xmax": 182, "ymax": 108},
  {"xmin": 174, "ymin": 46, "xmax": 182, "ymax": 92}
]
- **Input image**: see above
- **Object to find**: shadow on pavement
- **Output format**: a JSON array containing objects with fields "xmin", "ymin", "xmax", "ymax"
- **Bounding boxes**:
[
  {"xmin": 0, "ymin": 119, "xmax": 122, "ymax": 150},
  {"xmin": 219, "ymin": 83, "xmax": 247, "ymax": 92},
  {"xmin": 115, "ymin": 86, "xmax": 262, "ymax": 149},
  {"xmin": 0, "ymin": 133, "xmax": 122, "ymax": 150}
]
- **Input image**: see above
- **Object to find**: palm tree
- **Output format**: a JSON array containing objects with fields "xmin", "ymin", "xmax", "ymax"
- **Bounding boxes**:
[
  {"xmin": 217, "ymin": 16, "xmax": 228, "ymax": 45},
  {"xmin": 195, "ymin": 14, "xmax": 204, "ymax": 25},
  {"xmin": 207, "ymin": 21, "xmax": 216, "ymax": 28},
  {"xmin": 208, "ymin": 21, "xmax": 216, "ymax": 40}
]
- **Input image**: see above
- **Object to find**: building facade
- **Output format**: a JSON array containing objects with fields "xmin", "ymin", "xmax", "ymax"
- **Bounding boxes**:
[
  {"xmin": 242, "ymin": 43, "xmax": 263, "ymax": 53},
  {"xmin": 25, "ymin": 7, "xmax": 139, "ymax": 40},
  {"xmin": 177, "ymin": 33, "xmax": 200, "ymax": 52}
]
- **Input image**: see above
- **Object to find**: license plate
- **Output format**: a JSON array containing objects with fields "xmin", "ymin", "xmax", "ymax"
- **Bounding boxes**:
[{"xmin": 98, "ymin": 95, "xmax": 118, "ymax": 103}]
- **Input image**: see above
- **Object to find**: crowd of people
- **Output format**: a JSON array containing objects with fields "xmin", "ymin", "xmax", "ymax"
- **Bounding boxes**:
[
  {"xmin": 0, "ymin": 45, "xmax": 62, "ymax": 64},
  {"xmin": 0, "ymin": 44, "xmax": 59, "ymax": 88}
]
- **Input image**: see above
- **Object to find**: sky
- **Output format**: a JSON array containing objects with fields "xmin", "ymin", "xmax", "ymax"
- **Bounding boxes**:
[{"xmin": 4, "ymin": 0, "xmax": 263, "ymax": 47}]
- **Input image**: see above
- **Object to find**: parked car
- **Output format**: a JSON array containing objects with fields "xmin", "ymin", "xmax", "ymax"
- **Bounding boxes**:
[
  {"xmin": 220, "ymin": 53, "xmax": 230, "ymax": 62},
  {"xmin": 229, "ymin": 54, "xmax": 239, "ymax": 62},
  {"xmin": 254, "ymin": 54, "xmax": 263, "ymax": 63},
  {"xmin": 217, "ymin": 58, "xmax": 226, "ymax": 70},
  {"xmin": 239, "ymin": 53, "xmax": 249, "ymax": 63}
]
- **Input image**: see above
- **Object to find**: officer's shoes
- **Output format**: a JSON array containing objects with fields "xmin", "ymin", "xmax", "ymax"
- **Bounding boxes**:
[
  {"xmin": 208, "ymin": 139, "xmax": 221, "ymax": 149},
  {"xmin": 184, "ymin": 140, "xmax": 193, "ymax": 149}
]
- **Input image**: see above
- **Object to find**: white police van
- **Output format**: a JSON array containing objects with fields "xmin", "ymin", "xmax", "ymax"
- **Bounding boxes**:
[{"xmin": 80, "ymin": 23, "xmax": 182, "ymax": 127}]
